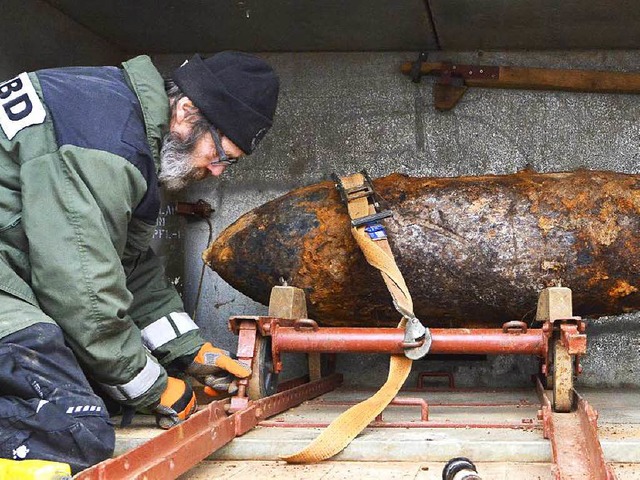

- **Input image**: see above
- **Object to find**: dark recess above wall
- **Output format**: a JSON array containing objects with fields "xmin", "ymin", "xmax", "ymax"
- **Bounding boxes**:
[{"xmin": 43, "ymin": 0, "xmax": 640, "ymax": 54}]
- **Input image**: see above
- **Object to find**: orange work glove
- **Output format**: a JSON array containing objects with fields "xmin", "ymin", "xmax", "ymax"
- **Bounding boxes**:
[
  {"xmin": 185, "ymin": 342, "xmax": 251, "ymax": 396},
  {"xmin": 153, "ymin": 377, "xmax": 197, "ymax": 429}
]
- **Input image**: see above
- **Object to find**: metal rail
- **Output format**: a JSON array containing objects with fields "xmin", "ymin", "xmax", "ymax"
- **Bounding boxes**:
[
  {"xmin": 74, "ymin": 374, "xmax": 343, "ymax": 480},
  {"xmin": 536, "ymin": 379, "xmax": 616, "ymax": 480}
]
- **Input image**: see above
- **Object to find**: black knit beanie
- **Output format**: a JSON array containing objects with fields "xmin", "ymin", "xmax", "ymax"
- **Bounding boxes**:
[{"xmin": 172, "ymin": 51, "xmax": 279, "ymax": 154}]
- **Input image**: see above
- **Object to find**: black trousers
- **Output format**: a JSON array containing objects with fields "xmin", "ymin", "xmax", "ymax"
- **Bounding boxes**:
[{"xmin": 0, "ymin": 323, "xmax": 115, "ymax": 473}]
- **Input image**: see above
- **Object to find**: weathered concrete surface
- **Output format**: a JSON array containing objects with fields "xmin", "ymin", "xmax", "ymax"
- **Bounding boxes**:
[
  {"xmin": 151, "ymin": 51, "xmax": 640, "ymax": 388},
  {"xmin": 206, "ymin": 387, "xmax": 640, "ymax": 463},
  {"xmin": 180, "ymin": 460, "xmax": 640, "ymax": 480},
  {"xmin": 180, "ymin": 460, "xmax": 557, "ymax": 480},
  {"xmin": 112, "ymin": 387, "xmax": 640, "ymax": 478}
]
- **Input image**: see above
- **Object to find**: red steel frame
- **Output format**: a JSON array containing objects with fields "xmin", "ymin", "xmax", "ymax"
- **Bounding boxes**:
[
  {"xmin": 228, "ymin": 316, "xmax": 588, "ymax": 389},
  {"xmin": 228, "ymin": 315, "xmax": 614, "ymax": 480},
  {"xmin": 75, "ymin": 313, "xmax": 612, "ymax": 479},
  {"xmin": 75, "ymin": 373, "xmax": 343, "ymax": 480},
  {"xmin": 228, "ymin": 316, "xmax": 555, "ymax": 373}
]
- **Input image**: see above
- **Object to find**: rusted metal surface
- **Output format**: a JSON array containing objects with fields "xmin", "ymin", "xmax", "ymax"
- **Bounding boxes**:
[
  {"xmin": 257, "ymin": 420, "xmax": 533, "ymax": 429},
  {"xmin": 228, "ymin": 315, "xmax": 296, "ymax": 336},
  {"xmin": 75, "ymin": 374, "xmax": 343, "ymax": 480},
  {"xmin": 228, "ymin": 318, "xmax": 257, "ymax": 411},
  {"xmin": 536, "ymin": 379, "xmax": 616, "ymax": 479},
  {"xmin": 205, "ymin": 170, "xmax": 640, "ymax": 328},
  {"xmin": 560, "ymin": 322, "xmax": 587, "ymax": 355},
  {"xmin": 574, "ymin": 391, "xmax": 617, "ymax": 480}
]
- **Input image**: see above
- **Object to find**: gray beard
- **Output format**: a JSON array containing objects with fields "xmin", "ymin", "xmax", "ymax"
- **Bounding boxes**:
[{"xmin": 158, "ymin": 132, "xmax": 205, "ymax": 191}]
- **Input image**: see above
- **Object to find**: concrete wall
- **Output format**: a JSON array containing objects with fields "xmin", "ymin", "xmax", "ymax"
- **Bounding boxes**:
[
  {"xmin": 3, "ymin": 3, "xmax": 635, "ymax": 391},
  {"xmin": 0, "ymin": 0, "xmax": 124, "ymax": 80},
  {"xmin": 156, "ymin": 51, "xmax": 640, "ymax": 389}
]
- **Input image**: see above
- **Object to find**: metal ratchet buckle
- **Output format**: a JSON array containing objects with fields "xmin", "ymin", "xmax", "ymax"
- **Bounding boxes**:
[
  {"xmin": 394, "ymin": 300, "xmax": 432, "ymax": 360},
  {"xmin": 332, "ymin": 169, "xmax": 393, "ymax": 227}
]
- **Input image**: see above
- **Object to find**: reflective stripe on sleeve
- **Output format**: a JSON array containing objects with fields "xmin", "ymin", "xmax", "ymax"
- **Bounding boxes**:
[
  {"xmin": 100, "ymin": 355, "xmax": 162, "ymax": 402},
  {"xmin": 170, "ymin": 312, "xmax": 199, "ymax": 335},
  {"xmin": 141, "ymin": 312, "xmax": 199, "ymax": 351}
]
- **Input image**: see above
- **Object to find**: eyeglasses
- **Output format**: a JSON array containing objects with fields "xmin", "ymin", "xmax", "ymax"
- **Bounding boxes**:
[{"xmin": 209, "ymin": 126, "xmax": 238, "ymax": 167}]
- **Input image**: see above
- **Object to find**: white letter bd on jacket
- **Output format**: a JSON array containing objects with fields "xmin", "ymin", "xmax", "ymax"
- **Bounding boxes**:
[{"xmin": 0, "ymin": 73, "xmax": 46, "ymax": 140}]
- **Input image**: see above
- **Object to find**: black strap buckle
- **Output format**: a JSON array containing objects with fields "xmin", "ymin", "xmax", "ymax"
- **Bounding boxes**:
[{"xmin": 332, "ymin": 169, "xmax": 392, "ymax": 227}]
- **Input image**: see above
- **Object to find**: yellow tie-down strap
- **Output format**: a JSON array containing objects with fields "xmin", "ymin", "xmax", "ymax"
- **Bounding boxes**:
[{"xmin": 283, "ymin": 172, "xmax": 415, "ymax": 464}]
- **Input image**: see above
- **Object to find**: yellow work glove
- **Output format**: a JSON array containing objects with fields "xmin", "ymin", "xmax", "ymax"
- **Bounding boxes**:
[
  {"xmin": 185, "ymin": 342, "xmax": 251, "ymax": 396},
  {"xmin": 154, "ymin": 377, "xmax": 197, "ymax": 429}
]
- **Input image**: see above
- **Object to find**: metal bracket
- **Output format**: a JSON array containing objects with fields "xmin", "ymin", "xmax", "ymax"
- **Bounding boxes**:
[
  {"xmin": 394, "ymin": 300, "xmax": 432, "ymax": 359},
  {"xmin": 351, "ymin": 210, "xmax": 393, "ymax": 227},
  {"xmin": 333, "ymin": 170, "xmax": 389, "ymax": 209},
  {"xmin": 559, "ymin": 322, "xmax": 587, "ymax": 355},
  {"xmin": 410, "ymin": 51, "xmax": 429, "ymax": 83},
  {"xmin": 403, "ymin": 322, "xmax": 432, "ymax": 360},
  {"xmin": 333, "ymin": 169, "xmax": 392, "ymax": 226}
]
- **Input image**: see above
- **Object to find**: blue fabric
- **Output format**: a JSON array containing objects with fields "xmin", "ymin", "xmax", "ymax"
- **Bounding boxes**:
[
  {"xmin": 36, "ymin": 66, "xmax": 160, "ymax": 224},
  {"xmin": 0, "ymin": 323, "xmax": 114, "ymax": 473}
]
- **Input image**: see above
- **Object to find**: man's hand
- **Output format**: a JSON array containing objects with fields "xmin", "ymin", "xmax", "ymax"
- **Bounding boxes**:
[
  {"xmin": 154, "ymin": 377, "xmax": 197, "ymax": 429},
  {"xmin": 185, "ymin": 342, "xmax": 251, "ymax": 396}
]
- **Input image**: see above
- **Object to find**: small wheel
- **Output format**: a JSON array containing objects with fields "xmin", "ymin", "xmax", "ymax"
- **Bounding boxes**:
[
  {"xmin": 553, "ymin": 338, "xmax": 573, "ymax": 412},
  {"xmin": 247, "ymin": 335, "xmax": 279, "ymax": 400}
]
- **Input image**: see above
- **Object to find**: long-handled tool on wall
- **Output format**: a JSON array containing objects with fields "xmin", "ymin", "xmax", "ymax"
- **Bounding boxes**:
[{"xmin": 402, "ymin": 52, "xmax": 640, "ymax": 110}]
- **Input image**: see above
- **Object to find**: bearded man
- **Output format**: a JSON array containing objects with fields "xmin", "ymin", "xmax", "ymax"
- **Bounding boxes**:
[{"xmin": 0, "ymin": 51, "xmax": 279, "ymax": 473}]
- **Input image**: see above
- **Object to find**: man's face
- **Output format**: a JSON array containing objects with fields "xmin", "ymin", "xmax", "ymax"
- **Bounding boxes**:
[{"xmin": 159, "ymin": 99, "xmax": 245, "ymax": 191}]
